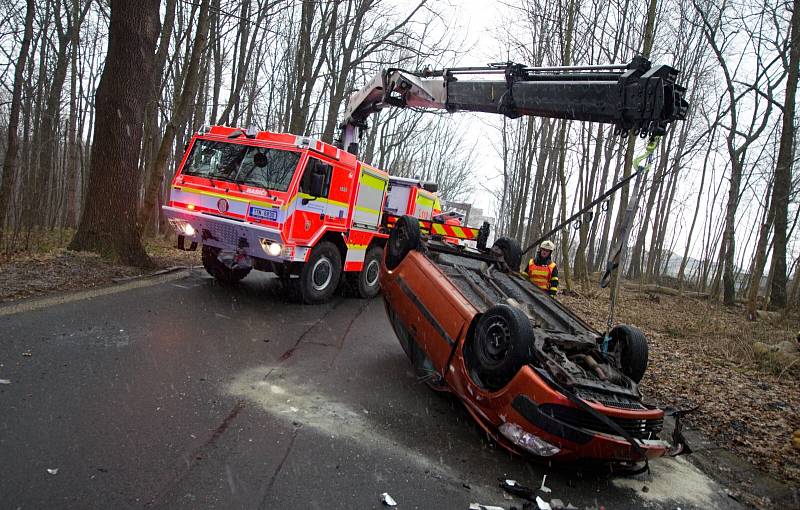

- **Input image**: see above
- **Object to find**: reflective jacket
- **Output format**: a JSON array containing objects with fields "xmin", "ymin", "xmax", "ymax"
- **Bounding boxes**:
[{"xmin": 526, "ymin": 257, "xmax": 559, "ymax": 296}]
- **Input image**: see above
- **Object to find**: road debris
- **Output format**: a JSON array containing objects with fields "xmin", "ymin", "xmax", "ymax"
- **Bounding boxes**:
[
  {"xmin": 22, "ymin": 352, "xmax": 31, "ymax": 357},
  {"xmin": 549, "ymin": 499, "xmax": 565, "ymax": 509},
  {"xmin": 46, "ymin": 468, "xmax": 58, "ymax": 475},
  {"xmin": 535, "ymin": 496, "xmax": 551, "ymax": 510},
  {"xmin": 539, "ymin": 475, "xmax": 551, "ymax": 493},
  {"xmin": 500, "ymin": 479, "xmax": 536, "ymax": 500},
  {"xmin": 469, "ymin": 504, "xmax": 505, "ymax": 510},
  {"xmin": 380, "ymin": 492, "xmax": 397, "ymax": 507},
  {"xmin": 0, "ymin": 379, "xmax": 10, "ymax": 384}
]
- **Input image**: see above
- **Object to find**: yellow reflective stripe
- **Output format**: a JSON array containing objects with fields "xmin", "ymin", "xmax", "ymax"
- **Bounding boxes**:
[
  {"xmin": 174, "ymin": 186, "xmax": 276, "ymax": 208},
  {"xmin": 346, "ymin": 243, "xmax": 368, "ymax": 249},
  {"xmin": 355, "ymin": 204, "xmax": 380, "ymax": 214},
  {"xmin": 451, "ymin": 226, "xmax": 465, "ymax": 238},
  {"xmin": 550, "ymin": 277, "xmax": 559, "ymax": 281},
  {"xmin": 360, "ymin": 172, "xmax": 387, "ymax": 192},
  {"xmin": 416, "ymin": 192, "xmax": 435, "ymax": 208},
  {"xmin": 431, "ymin": 223, "xmax": 448, "ymax": 235},
  {"xmin": 288, "ymin": 193, "xmax": 349, "ymax": 210}
]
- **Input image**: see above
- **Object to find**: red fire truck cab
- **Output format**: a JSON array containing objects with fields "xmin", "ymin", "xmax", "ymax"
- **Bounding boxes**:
[{"xmin": 162, "ymin": 124, "xmax": 448, "ymax": 304}]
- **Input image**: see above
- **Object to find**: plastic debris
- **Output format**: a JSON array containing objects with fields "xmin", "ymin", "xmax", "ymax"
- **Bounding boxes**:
[
  {"xmin": 469, "ymin": 504, "xmax": 505, "ymax": 510},
  {"xmin": 46, "ymin": 468, "xmax": 58, "ymax": 475},
  {"xmin": 549, "ymin": 499, "xmax": 565, "ymax": 510},
  {"xmin": 22, "ymin": 352, "xmax": 32, "ymax": 357},
  {"xmin": 500, "ymin": 479, "xmax": 536, "ymax": 500},
  {"xmin": 381, "ymin": 493, "xmax": 397, "ymax": 507},
  {"xmin": 0, "ymin": 379, "xmax": 10, "ymax": 384},
  {"xmin": 535, "ymin": 496, "xmax": 551, "ymax": 510},
  {"xmin": 539, "ymin": 475, "xmax": 551, "ymax": 493}
]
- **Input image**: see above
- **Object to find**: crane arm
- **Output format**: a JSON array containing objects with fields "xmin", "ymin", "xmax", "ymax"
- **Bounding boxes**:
[{"xmin": 340, "ymin": 56, "xmax": 688, "ymax": 155}]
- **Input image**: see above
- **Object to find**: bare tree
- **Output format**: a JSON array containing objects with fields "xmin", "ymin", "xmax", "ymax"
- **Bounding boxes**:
[
  {"xmin": 69, "ymin": 0, "xmax": 161, "ymax": 266},
  {"xmin": 0, "ymin": 0, "xmax": 34, "ymax": 243}
]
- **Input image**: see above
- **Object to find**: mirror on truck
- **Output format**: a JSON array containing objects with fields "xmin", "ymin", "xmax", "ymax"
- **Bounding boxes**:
[
  {"xmin": 310, "ymin": 171, "xmax": 325, "ymax": 196},
  {"xmin": 301, "ymin": 157, "xmax": 331, "ymax": 204}
]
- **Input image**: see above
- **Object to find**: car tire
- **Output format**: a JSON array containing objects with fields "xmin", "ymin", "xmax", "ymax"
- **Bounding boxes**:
[
  {"xmin": 492, "ymin": 237, "xmax": 522, "ymax": 271},
  {"xmin": 470, "ymin": 304, "xmax": 534, "ymax": 390},
  {"xmin": 201, "ymin": 245, "xmax": 250, "ymax": 284},
  {"xmin": 609, "ymin": 324, "xmax": 649, "ymax": 383},
  {"xmin": 299, "ymin": 241, "xmax": 342, "ymax": 304},
  {"xmin": 385, "ymin": 215, "xmax": 420, "ymax": 270},
  {"xmin": 352, "ymin": 246, "xmax": 383, "ymax": 298}
]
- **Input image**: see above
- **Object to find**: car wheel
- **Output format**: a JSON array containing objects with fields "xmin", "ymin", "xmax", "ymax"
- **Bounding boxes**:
[
  {"xmin": 385, "ymin": 215, "xmax": 420, "ymax": 270},
  {"xmin": 352, "ymin": 246, "xmax": 383, "ymax": 298},
  {"xmin": 299, "ymin": 241, "xmax": 342, "ymax": 304},
  {"xmin": 470, "ymin": 304, "xmax": 534, "ymax": 390},
  {"xmin": 201, "ymin": 245, "xmax": 251, "ymax": 284},
  {"xmin": 609, "ymin": 324, "xmax": 649, "ymax": 383},
  {"xmin": 492, "ymin": 237, "xmax": 522, "ymax": 271}
]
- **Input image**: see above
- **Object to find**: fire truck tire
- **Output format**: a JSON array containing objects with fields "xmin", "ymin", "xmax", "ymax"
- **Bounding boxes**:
[
  {"xmin": 492, "ymin": 237, "xmax": 522, "ymax": 271},
  {"xmin": 608, "ymin": 324, "xmax": 649, "ymax": 383},
  {"xmin": 385, "ymin": 215, "xmax": 420, "ymax": 270},
  {"xmin": 299, "ymin": 241, "xmax": 342, "ymax": 304},
  {"xmin": 469, "ymin": 304, "xmax": 534, "ymax": 391},
  {"xmin": 201, "ymin": 245, "xmax": 250, "ymax": 284},
  {"xmin": 352, "ymin": 246, "xmax": 384, "ymax": 299}
]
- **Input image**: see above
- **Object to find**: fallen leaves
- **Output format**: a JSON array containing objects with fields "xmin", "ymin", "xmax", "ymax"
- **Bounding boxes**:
[{"xmin": 561, "ymin": 285, "xmax": 800, "ymax": 487}]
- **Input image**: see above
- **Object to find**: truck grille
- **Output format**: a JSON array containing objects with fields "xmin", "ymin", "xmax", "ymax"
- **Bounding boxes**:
[
  {"xmin": 538, "ymin": 404, "xmax": 663, "ymax": 440},
  {"xmin": 200, "ymin": 214, "xmax": 244, "ymax": 246}
]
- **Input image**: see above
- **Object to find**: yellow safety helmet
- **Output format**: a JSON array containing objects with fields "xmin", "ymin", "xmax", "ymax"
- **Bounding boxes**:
[{"xmin": 540, "ymin": 240, "xmax": 556, "ymax": 251}]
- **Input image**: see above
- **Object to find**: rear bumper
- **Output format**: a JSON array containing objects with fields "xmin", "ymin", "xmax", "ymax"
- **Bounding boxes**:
[{"xmin": 162, "ymin": 205, "xmax": 295, "ymax": 261}]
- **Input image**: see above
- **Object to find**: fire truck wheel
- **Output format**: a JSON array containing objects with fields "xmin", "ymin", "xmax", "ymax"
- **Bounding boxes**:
[
  {"xmin": 492, "ymin": 237, "xmax": 522, "ymax": 271},
  {"xmin": 385, "ymin": 215, "xmax": 420, "ymax": 270},
  {"xmin": 299, "ymin": 241, "xmax": 342, "ymax": 304},
  {"xmin": 469, "ymin": 304, "xmax": 534, "ymax": 391},
  {"xmin": 353, "ymin": 246, "xmax": 384, "ymax": 299},
  {"xmin": 201, "ymin": 245, "xmax": 251, "ymax": 284},
  {"xmin": 608, "ymin": 324, "xmax": 649, "ymax": 383}
]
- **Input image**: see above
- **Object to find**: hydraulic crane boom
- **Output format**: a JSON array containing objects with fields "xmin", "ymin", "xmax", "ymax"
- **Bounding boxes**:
[{"xmin": 340, "ymin": 56, "xmax": 688, "ymax": 155}]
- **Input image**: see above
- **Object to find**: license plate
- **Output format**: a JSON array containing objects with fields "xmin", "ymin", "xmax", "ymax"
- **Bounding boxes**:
[{"xmin": 249, "ymin": 206, "xmax": 277, "ymax": 221}]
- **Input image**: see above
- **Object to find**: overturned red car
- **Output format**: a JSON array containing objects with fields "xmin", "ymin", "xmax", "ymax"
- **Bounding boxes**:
[{"xmin": 380, "ymin": 215, "xmax": 669, "ymax": 463}]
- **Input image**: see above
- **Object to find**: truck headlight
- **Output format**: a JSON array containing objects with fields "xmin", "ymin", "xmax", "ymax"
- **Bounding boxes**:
[
  {"xmin": 498, "ymin": 422, "xmax": 560, "ymax": 457},
  {"xmin": 259, "ymin": 238, "xmax": 282, "ymax": 257}
]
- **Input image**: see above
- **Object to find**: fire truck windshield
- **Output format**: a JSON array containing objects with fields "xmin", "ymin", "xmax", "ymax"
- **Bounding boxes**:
[{"xmin": 182, "ymin": 140, "xmax": 301, "ymax": 192}]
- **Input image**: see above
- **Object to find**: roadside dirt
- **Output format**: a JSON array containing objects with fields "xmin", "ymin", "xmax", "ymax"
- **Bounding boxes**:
[
  {"xmin": 561, "ymin": 285, "xmax": 800, "ymax": 501},
  {"xmin": 0, "ymin": 239, "xmax": 199, "ymax": 303}
]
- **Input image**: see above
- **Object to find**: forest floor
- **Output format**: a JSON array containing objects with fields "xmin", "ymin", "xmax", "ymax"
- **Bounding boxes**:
[
  {"xmin": 0, "ymin": 229, "xmax": 200, "ymax": 303},
  {"xmin": 562, "ymin": 284, "xmax": 800, "ymax": 502},
  {"xmin": 1, "ymin": 231, "xmax": 798, "ymax": 504}
]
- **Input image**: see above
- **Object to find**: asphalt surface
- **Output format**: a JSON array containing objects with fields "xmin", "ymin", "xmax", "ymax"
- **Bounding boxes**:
[{"xmin": 0, "ymin": 270, "xmax": 744, "ymax": 510}]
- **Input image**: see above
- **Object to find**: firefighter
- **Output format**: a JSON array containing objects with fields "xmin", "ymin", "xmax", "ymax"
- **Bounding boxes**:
[{"xmin": 526, "ymin": 240, "xmax": 559, "ymax": 296}]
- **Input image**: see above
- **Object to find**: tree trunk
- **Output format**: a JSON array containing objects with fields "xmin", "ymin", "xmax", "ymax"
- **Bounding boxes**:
[
  {"xmin": 0, "ymin": 0, "xmax": 35, "ymax": 242},
  {"xmin": 767, "ymin": 0, "xmax": 799, "ymax": 310},
  {"xmin": 69, "ymin": 0, "xmax": 161, "ymax": 267},
  {"xmin": 138, "ymin": 0, "xmax": 210, "ymax": 235}
]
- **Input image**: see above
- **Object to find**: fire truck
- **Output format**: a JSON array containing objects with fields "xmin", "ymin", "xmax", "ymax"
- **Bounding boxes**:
[
  {"xmin": 164, "ymin": 56, "xmax": 686, "ymax": 304},
  {"xmin": 162, "ymin": 126, "xmax": 484, "ymax": 303}
]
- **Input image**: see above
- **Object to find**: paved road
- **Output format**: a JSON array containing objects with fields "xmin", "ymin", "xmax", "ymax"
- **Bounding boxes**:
[{"xmin": 0, "ymin": 270, "xmax": 741, "ymax": 509}]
